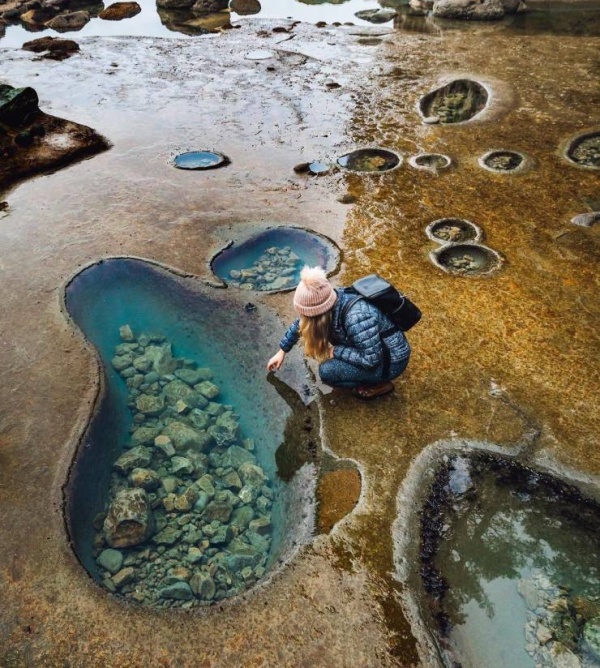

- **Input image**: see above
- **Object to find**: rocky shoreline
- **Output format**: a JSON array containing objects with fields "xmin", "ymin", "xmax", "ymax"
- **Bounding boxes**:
[{"xmin": 92, "ymin": 326, "xmax": 274, "ymax": 608}]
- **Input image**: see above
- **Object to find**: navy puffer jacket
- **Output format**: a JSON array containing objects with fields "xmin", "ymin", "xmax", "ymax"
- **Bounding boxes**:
[{"xmin": 279, "ymin": 289, "xmax": 411, "ymax": 370}]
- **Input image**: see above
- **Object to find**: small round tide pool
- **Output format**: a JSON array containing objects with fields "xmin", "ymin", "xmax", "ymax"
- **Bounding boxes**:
[
  {"xmin": 172, "ymin": 151, "xmax": 229, "ymax": 171},
  {"xmin": 430, "ymin": 242, "xmax": 502, "ymax": 276},
  {"xmin": 337, "ymin": 148, "xmax": 401, "ymax": 173},
  {"xmin": 211, "ymin": 226, "xmax": 340, "ymax": 292},
  {"xmin": 426, "ymin": 218, "xmax": 482, "ymax": 244}
]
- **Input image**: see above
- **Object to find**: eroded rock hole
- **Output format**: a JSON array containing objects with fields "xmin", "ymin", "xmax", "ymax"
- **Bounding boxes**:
[
  {"xmin": 481, "ymin": 149, "xmax": 525, "ymax": 172},
  {"xmin": 415, "ymin": 452, "xmax": 600, "ymax": 667},
  {"xmin": 337, "ymin": 148, "xmax": 401, "ymax": 172},
  {"xmin": 426, "ymin": 218, "xmax": 482, "ymax": 244},
  {"xmin": 211, "ymin": 227, "xmax": 340, "ymax": 292},
  {"xmin": 430, "ymin": 242, "xmax": 502, "ymax": 275},
  {"xmin": 172, "ymin": 150, "xmax": 229, "ymax": 170},
  {"xmin": 566, "ymin": 132, "xmax": 600, "ymax": 169},
  {"xmin": 419, "ymin": 79, "xmax": 488, "ymax": 124}
]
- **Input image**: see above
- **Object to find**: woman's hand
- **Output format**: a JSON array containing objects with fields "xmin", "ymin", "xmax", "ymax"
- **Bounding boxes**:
[{"xmin": 267, "ymin": 349, "xmax": 286, "ymax": 372}]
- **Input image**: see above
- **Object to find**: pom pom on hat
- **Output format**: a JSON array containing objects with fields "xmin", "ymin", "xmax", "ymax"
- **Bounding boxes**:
[{"xmin": 293, "ymin": 266, "xmax": 337, "ymax": 317}]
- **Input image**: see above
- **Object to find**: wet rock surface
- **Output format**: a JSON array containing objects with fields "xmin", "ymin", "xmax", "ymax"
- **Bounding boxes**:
[
  {"xmin": 95, "ymin": 326, "xmax": 274, "ymax": 607},
  {"xmin": 0, "ymin": 82, "xmax": 108, "ymax": 190},
  {"xmin": 98, "ymin": 1, "xmax": 141, "ymax": 20},
  {"xmin": 22, "ymin": 35, "xmax": 80, "ymax": 59}
]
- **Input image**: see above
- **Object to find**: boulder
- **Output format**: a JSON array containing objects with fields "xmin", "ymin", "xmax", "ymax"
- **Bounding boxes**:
[
  {"xmin": 103, "ymin": 488, "xmax": 154, "ymax": 548},
  {"xmin": 144, "ymin": 342, "xmax": 177, "ymax": 375},
  {"xmin": 111, "ymin": 566, "xmax": 135, "ymax": 588},
  {"xmin": 45, "ymin": 10, "xmax": 90, "ymax": 31},
  {"xmin": 221, "ymin": 445, "xmax": 255, "ymax": 469},
  {"xmin": 154, "ymin": 434, "xmax": 175, "ymax": 457},
  {"xmin": 202, "ymin": 499, "xmax": 233, "ymax": 523},
  {"xmin": 238, "ymin": 462, "xmax": 267, "ymax": 488},
  {"xmin": 119, "ymin": 324, "xmax": 135, "ymax": 341},
  {"xmin": 230, "ymin": 505, "xmax": 254, "ymax": 531},
  {"xmin": 153, "ymin": 526, "xmax": 182, "ymax": 545},
  {"xmin": 162, "ymin": 421, "xmax": 210, "ymax": 452},
  {"xmin": 113, "ymin": 446, "xmax": 152, "ymax": 474},
  {"xmin": 194, "ymin": 380, "xmax": 219, "ymax": 399},
  {"xmin": 99, "ymin": 1, "xmax": 141, "ymax": 19},
  {"xmin": 432, "ymin": 0, "xmax": 505, "ymax": 19},
  {"xmin": 163, "ymin": 379, "xmax": 202, "ymax": 406},
  {"xmin": 130, "ymin": 424, "xmax": 163, "ymax": 446}
]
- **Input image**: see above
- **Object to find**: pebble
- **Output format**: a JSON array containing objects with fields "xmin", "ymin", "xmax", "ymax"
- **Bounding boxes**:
[{"xmin": 92, "ymin": 327, "xmax": 274, "ymax": 608}]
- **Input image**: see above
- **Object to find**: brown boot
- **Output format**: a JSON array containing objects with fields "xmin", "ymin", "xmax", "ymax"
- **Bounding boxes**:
[{"xmin": 352, "ymin": 381, "xmax": 394, "ymax": 400}]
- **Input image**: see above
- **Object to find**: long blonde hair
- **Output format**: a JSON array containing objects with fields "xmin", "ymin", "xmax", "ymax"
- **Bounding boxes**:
[{"xmin": 300, "ymin": 311, "xmax": 332, "ymax": 362}]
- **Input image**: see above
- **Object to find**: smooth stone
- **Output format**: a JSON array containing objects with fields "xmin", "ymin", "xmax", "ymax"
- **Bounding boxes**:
[
  {"xmin": 174, "ymin": 368, "xmax": 208, "ymax": 386},
  {"xmin": 174, "ymin": 488, "xmax": 199, "ymax": 512},
  {"xmin": 103, "ymin": 488, "xmax": 154, "ymax": 548},
  {"xmin": 154, "ymin": 435, "xmax": 175, "ymax": 457},
  {"xmin": 159, "ymin": 582, "xmax": 194, "ymax": 600},
  {"xmin": 162, "ymin": 422, "xmax": 209, "ymax": 452},
  {"xmin": 161, "ymin": 476, "xmax": 178, "ymax": 494},
  {"xmin": 45, "ymin": 10, "xmax": 90, "ymax": 31},
  {"xmin": 186, "ymin": 547, "xmax": 204, "ymax": 564},
  {"xmin": 571, "ymin": 212, "xmax": 600, "ymax": 227},
  {"xmin": 96, "ymin": 548, "xmax": 123, "ymax": 574},
  {"xmin": 230, "ymin": 0, "xmax": 260, "ymax": 14},
  {"xmin": 196, "ymin": 475, "xmax": 215, "ymax": 497},
  {"xmin": 194, "ymin": 491, "xmax": 210, "ymax": 512},
  {"xmin": 144, "ymin": 342, "xmax": 177, "ymax": 375},
  {"xmin": 432, "ymin": 0, "xmax": 505, "ymax": 19},
  {"xmin": 355, "ymin": 8, "xmax": 397, "ymax": 22}
]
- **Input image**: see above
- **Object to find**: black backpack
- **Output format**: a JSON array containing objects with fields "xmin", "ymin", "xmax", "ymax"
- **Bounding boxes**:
[{"xmin": 340, "ymin": 274, "xmax": 422, "ymax": 332}]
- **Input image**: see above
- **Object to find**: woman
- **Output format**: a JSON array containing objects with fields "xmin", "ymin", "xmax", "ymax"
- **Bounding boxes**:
[{"xmin": 267, "ymin": 266, "xmax": 411, "ymax": 399}]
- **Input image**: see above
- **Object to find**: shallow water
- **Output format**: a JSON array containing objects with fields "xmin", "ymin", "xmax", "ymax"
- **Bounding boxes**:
[
  {"xmin": 427, "ymin": 454, "xmax": 600, "ymax": 667},
  {"xmin": 64, "ymin": 258, "xmax": 315, "ymax": 606}
]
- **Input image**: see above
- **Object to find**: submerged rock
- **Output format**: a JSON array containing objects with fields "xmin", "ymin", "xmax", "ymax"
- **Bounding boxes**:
[
  {"xmin": 103, "ymin": 488, "xmax": 154, "ymax": 548},
  {"xmin": 432, "ymin": 0, "xmax": 506, "ymax": 18}
]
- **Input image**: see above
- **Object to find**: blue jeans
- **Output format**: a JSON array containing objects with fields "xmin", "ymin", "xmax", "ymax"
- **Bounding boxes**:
[{"xmin": 318, "ymin": 356, "xmax": 409, "ymax": 389}]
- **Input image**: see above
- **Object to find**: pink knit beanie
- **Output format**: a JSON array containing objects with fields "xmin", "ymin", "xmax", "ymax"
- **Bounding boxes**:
[{"xmin": 293, "ymin": 266, "xmax": 337, "ymax": 317}]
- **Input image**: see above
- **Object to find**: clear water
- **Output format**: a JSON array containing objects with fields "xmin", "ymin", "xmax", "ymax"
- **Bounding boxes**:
[
  {"xmin": 0, "ymin": 0, "xmax": 385, "ymax": 48},
  {"xmin": 211, "ymin": 227, "xmax": 339, "ymax": 291},
  {"xmin": 425, "ymin": 454, "xmax": 600, "ymax": 667},
  {"xmin": 337, "ymin": 148, "xmax": 400, "ymax": 172},
  {"xmin": 172, "ymin": 150, "xmax": 228, "ymax": 170},
  {"xmin": 64, "ymin": 258, "xmax": 315, "ymax": 606}
]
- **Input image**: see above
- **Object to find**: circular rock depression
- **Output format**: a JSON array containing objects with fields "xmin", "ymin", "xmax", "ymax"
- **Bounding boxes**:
[
  {"xmin": 409, "ymin": 153, "xmax": 452, "ymax": 171},
  {"xmin": 394, "ymin": 445, "xmax": 600, "ymax": 668},
  {"xmin": 211, "ymin": 226, "xmax": 340, "ymax": 292},
  {"xmin": 565, "ymin": 131, "xmax": 600, "ymax": 169},
  {"xmin": 479, "ymin": 149, "xmax": 526, "ymax": 173},
  {"xmin": 172, "ymin": 151, "xmax": 229, "ymax": 170},
  {"xmin": 419, "ymin": 79, "xmax": 489, "ymax": 124},
  {"xmin": 426, "ymin": 218, "xmax": 482, "ymax": 244},
  {"xmin": 64, "ymin": 258, "xmax": 316, "ymax": 608},
  {"xmin": 337, "ymin": 148, "xmax": 401, "ymax": 173},
  {"xmin": 430, "ymin": 242, "xmax": 502, "ymax": 276}
]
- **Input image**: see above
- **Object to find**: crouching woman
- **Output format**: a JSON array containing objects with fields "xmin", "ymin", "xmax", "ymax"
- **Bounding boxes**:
[{"xmin": 267, "ymin": 266, "xmax": 411, "ymax": 399}]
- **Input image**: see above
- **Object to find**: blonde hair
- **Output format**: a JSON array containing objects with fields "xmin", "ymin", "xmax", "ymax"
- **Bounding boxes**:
[{"xmin": 299, "ymin": 311, "xmax": 332, "ymax": 362}]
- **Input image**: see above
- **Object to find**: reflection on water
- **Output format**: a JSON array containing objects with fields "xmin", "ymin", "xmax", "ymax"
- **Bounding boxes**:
[
  {"xmin": 2, "ymin": 0, "xmax": 599, "ymax": 47},
  {"xmin": 423, "ymin": 454, "xmax": 600, "ymax": 667}
]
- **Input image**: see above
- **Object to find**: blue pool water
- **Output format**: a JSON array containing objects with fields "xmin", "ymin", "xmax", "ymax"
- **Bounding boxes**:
[
  {"xmin": 211, "ymin": 227, "xmax": 339, "ymax": 292},
  {"xmin": 64, "ymin": 258, "xmax": 315, "ymax": 606},
  {"xmin": 172, "ymin": 151, "xmax": 228, "ymax": 170}
]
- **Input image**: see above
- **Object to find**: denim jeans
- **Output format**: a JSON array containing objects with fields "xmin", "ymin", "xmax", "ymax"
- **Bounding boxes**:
[{"xmin": 318, "ymin": 356, "xmax": 409, "ymax": 389}]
